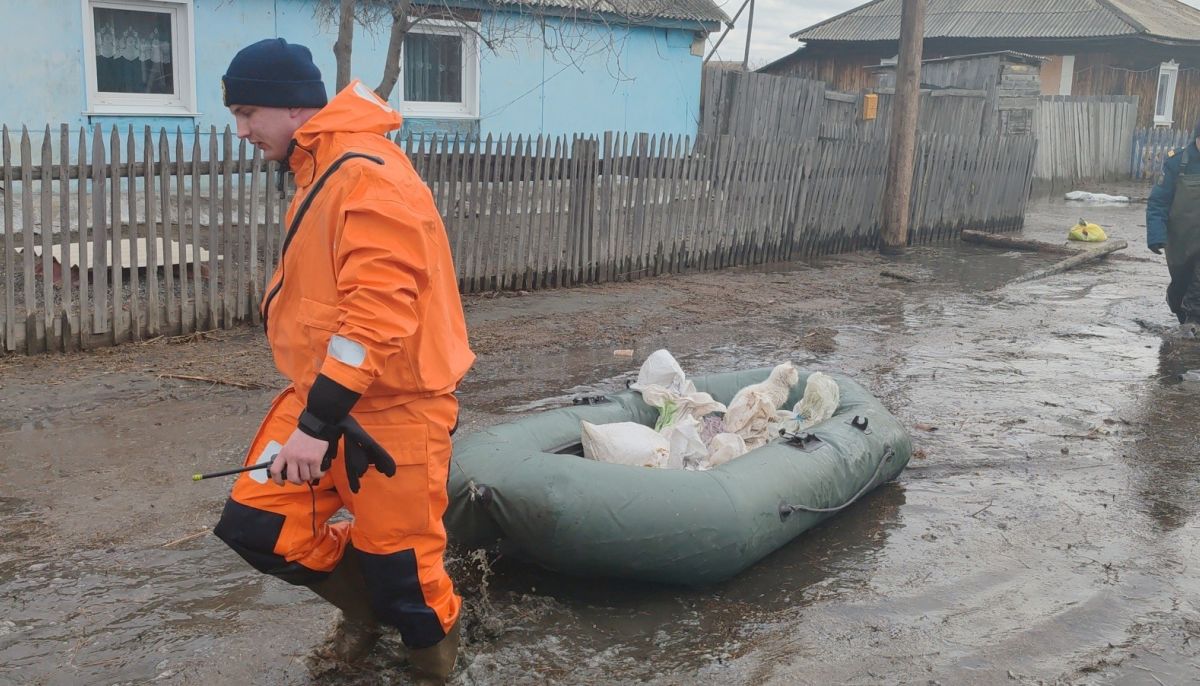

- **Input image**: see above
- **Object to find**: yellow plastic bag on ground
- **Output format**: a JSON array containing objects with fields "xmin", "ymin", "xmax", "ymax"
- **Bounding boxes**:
[{"xmin": 1068, "ymin": 218, "xmax": 1107, "ymax": 242}]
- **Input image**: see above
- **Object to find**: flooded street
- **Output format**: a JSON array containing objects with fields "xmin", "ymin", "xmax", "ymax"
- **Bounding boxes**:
[{"xmin": 3, "ymin": 188, "xmax": 1199, "ymax": 685}]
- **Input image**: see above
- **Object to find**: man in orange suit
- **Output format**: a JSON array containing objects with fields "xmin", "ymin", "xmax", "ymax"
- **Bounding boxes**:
[{"xmin": 211, "ymin": 38, "xmax": 474, "ymax": 685}]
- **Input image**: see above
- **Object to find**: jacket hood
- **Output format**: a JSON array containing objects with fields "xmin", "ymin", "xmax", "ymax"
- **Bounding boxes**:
[
  {"xmin": 290, "ymin": 80, "xmax": 403, "ymax": 182},
  {"xmin": 297, "ymin": 80, "xmax": 402, "ymax": 139}
]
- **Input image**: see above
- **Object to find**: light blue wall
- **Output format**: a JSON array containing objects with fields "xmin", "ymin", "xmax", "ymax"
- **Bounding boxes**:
[
  {"xmin": 477, "ymin": 15, "xmax": 704, "ymax": 139},
  {"xmin": 1, "ymin": 0, "xmax": 706, "ymax": 155}
]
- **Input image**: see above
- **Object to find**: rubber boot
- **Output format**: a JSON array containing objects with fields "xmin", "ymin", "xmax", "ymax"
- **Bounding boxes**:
[
  {"xmin": 408, "ymin": 620, "xmax": 461, "ymax": 685},
  {"xmin": 304, "ymin": 545, "xmax": 382, "ymax": 673}
]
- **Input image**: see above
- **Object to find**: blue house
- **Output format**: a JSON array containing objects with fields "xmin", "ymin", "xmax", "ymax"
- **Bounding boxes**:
[{"xmin": 3, "ymin": 0, "xmax": 726, "ymax": 146}]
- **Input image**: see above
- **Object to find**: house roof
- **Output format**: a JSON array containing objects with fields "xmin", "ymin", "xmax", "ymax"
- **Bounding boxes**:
[
  {"xmin": 864, "ymin": 50, "xmax": 1048, "ymax": 70},
  {"xmin": 485, "ymin": 0, "xmax": 729, "ymax": 26},
  {"xmin": 790, "ymin": 0, "xmax": 1200, "ymax": 44}
]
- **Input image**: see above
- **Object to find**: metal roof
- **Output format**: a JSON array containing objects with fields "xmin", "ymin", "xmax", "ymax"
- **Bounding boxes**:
[
  {"xmin": 790, "ymin": 0, "xmax": 1200, "ymax": 43},
  {"xmin": 864, "ymin": 50, "xmax": 1049, "ymax": 70},
  {"xmin": 485, "ymin": 0, "xmax": 729, "ymax": 25}
]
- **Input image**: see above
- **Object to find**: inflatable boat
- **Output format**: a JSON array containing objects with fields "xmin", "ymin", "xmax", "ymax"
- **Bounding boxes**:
[{"xmin": 445, "ymin": 368, "xmax": 911, "ymax": 586}]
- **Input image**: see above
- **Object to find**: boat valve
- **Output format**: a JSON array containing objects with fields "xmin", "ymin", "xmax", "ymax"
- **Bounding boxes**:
[
  {"xmin": 849, "ymin": 415, "xmax": 871, "ymax": 434},
  {"xmin": 468, "ymin": 481, "xmax": 495, "ymax": 506}
]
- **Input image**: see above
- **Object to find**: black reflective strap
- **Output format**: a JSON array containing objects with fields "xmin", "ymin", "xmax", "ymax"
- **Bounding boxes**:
[
  {"xmin": 357, "ymin": 547, "xmax": 447, "ymax": 649},
  {"xmin": 213, "ymin": 499, "xmax": 328, "ymax": 585},
  {"xmin": 262, "ymin": 152, "xmax": 386, "ymax": 335}
]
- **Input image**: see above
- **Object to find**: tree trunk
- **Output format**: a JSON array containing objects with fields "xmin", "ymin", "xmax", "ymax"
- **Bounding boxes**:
[
  {"xmin": 880, "ymin": 0, "xmax": 926, "ymax": 253},
  {"xmin": 333, "ymin": 0, "xmax": 355, "ymax": 93},
  {"xmin": 375, "ymin": 0, "xmax": 413, "ymax": 100}
]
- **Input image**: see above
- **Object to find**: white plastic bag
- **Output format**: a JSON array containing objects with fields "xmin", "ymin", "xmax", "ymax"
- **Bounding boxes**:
[
  {"xmin": 706, "ymin": 433, "xmax": 748, "ymax": 468},
  {"xmin": 1064, "ymin": 191, "xmax": 1130, "ymax": 204},
  {"xmin": 630, "ymin": 349, "xmax": 693, "ymax": 399},
  {"xmin": 793, "ymin": 372, "xmax": 840, "ymax": 430},
  {"xmin": 724, "ymin": 362, "xmax": 800, "ymax": 450},
  {"xmin": 581, "ymin": 421, "xmax": 671, "ymax": 468},
  {"xmin": 630, "ymin": 349, "xmax": 726, "ymax": 431},
  {"xmin": 660, "ymin": 415, "xmax": 709, "ymax": 470}
]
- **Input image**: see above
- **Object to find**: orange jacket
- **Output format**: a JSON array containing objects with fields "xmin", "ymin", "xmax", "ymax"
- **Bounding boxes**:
[{"xmin": 263, "ymin": 81, "xmax": 474, "ymax": 411}]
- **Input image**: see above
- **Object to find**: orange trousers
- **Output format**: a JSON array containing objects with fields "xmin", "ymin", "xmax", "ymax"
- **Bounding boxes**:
[{"xmin": 214, "ymin": 388, "xmax": 460, "ymax": 648}]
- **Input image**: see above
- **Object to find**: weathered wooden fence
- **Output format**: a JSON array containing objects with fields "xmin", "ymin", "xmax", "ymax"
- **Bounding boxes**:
[
  {"xmin": 1131, "ymin": 127, "xmax": 1192, "ymax": 180},
  {"xmin": 1031, "ymin": 96, "xmax": 1138, "ymax": 186},
  {"xmin": 701, "ymin": 66, "xmax": 998, "ymax": 142},
  {"xmin": 0, "ymin": 124, "xmax": 1036, "ymax": 355}
]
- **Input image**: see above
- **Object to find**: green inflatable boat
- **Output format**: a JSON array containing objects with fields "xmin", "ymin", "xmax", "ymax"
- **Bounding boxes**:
[{"xmin": 445, "ymin": 368, "xmax": 911, "ymax": 586}]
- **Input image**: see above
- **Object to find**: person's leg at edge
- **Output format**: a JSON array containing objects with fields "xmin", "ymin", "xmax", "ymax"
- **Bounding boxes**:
[{"xmin": 334, "ymin": 393, "xmax": 462, "ymax": 684}]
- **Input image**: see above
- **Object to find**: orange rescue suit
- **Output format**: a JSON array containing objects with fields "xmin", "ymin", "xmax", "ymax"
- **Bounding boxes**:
[{"xmin": 214, "ymin": 81, "xmax": 474, "ymax": 648}]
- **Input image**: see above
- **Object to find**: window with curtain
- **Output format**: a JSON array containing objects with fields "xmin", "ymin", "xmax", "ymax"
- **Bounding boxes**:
[
  {"xmin": 93, "ymin": 7, "xmax": 174, "ymax": 94},
  {"xmin": 399, "ymin": 22, "xmax": 478, "ymax": 118},
  {"xmin": 404, "ymin": 32, "xmax": 463, "ymax": 103},
  {"xmin": 85, "ymin": 0, "xmax": 194, "ymax": 115}
]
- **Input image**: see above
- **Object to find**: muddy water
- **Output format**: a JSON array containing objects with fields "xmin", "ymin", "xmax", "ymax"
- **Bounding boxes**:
[{"xmin": 3, "ymin": 189, "xmax": 1199, "ymax": 685}]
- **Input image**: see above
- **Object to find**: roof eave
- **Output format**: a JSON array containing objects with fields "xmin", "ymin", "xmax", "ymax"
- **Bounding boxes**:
[
  {"xmin": 426, "ymin": 0, "xmax": 727, "ymax": 30},
  {"xmin": 787, "ymin": 0, "xmax": 890, "ymax": 40}
]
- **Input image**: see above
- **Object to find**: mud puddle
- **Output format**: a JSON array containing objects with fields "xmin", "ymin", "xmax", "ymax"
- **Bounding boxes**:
[{"xmin": 2, "ymin": 187, "xmax": 1199, "ymax": 685}]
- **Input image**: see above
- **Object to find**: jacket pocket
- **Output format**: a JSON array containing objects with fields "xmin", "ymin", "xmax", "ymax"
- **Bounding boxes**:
[
  {"xmin": 297, "ymin": 297, "xmax": 341, "ymax": 332},
  {"xmin": 352, "ymin": 420, "xmax": 431, "ymax": 533}
]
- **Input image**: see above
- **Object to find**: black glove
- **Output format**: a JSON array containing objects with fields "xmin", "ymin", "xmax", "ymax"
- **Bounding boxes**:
[
  {"xmin": 1150, "ymin": 243, "xmax": 1165, "ymax": 254},
  {"xmin": 338, "ymin": 415, "xmax": 397, "ymax": 494}
]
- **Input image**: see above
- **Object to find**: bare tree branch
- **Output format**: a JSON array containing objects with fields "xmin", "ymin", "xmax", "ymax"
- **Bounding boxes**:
[
  {"xmin": 375, "ymin": 0, "xmax": 414, "ymax": 99},
  {"xmin": 333, "ymin": 0, "xmax": 356, "ymax": 91}
]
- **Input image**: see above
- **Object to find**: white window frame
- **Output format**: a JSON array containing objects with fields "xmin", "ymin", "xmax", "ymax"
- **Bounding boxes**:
[
  {"xmin": 1058, "ymin": 55, "xmax": 1075, "ymax": 96},
  {"xmin": 398, "ymin": 19, "xmax": 480, "ymax": 119},
  {"xmin": 1154, "ymin": 60, "xmax": 1180, "ymax": 127},
  {"xmin": 81, "ymin": 0, "xmax": 198, "ymax": 116}
]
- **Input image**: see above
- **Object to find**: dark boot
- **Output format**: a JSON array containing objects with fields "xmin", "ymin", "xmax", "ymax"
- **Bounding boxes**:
[
  {"xmin": 304, "ymin": 545, "xmax": 382, "ymax": 673},
  {"xmin": 408, "ymin": 620, "xmax": 461, "ymax": 685}
]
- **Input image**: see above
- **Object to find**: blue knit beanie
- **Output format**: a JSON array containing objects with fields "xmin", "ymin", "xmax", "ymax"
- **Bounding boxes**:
[{"xmin": 222, "ymin": 38, "xmax": 327, "ymax": 108}]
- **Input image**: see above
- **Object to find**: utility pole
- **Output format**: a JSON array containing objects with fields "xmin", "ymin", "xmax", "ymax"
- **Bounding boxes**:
[
  {"xmin": 741, "ymin": 0, "xmax": 756, "ymax": 71},
  {"xmin": 880, "ymin": 0, "xmax": 926, "ymax": 253}
]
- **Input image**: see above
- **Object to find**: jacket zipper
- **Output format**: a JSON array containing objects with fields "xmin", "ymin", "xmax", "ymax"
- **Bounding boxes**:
[{"xmin": 262, "ymin": 152, "xmax": 385, "ymax": 335}]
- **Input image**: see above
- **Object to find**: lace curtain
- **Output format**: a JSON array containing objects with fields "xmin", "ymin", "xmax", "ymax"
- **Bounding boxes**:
[
  {"xmin": 404, "ymin": 32, "xmax": 462, "ymax": 103},
  {"xmin": 93, "ymin": 7, "xmax": 174, "ymax": 95}
]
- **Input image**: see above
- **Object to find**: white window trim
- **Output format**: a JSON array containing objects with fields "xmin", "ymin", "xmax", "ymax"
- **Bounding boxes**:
[
  {"xmin": 81, "ymin": 0, "xmax": 198, "ymax": 116},
  {"xmin": 1154, "ymin": 60, "xmax": 1180, "ymax": 127},
  {"xmin": 398, "ymin": 19, "xmax": 480, "ymax": 119},
  {"xmin": 1058, "ymin": 55, "xmax": 1075, "ymax": 96}
]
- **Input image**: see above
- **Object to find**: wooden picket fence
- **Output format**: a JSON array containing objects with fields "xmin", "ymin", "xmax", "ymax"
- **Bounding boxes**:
[
  {"xmin": 0, "ymin": 124, "xmax": 1036, "ymax": 355},
  {"xmin": 1031, "ymin": 96, "xmax": 1138, "ymax": 186},
  {"xmin": 1131, "ymin": 127, "xmax": 1192, "ymax": 180}
]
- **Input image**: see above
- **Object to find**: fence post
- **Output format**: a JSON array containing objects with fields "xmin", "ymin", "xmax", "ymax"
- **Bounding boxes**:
[{"xmin": 570, "ymin": 137, "xmax": 600, "ymax": 284}]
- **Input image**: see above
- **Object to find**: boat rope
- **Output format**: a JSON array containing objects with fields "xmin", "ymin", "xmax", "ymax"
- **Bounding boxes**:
[{"xmin": 779, "ymin": 447, "xmax": 896, "ymax": 521}]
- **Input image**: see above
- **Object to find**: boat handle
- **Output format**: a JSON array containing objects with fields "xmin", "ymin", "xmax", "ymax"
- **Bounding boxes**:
[
  {"xmin": 572, "ymin": 395, "xmax": 610, "ymax": 406},
  {"xmin": 778, "ymin": 447, "xmax": 895, "ymax": 521},
  {"xmin": 849, "ymin": 415, "xmax": 871, "ymax": 434},
  {"xmin": 780, "ymin": 430, "xmax": 826, "ymax": 452}
]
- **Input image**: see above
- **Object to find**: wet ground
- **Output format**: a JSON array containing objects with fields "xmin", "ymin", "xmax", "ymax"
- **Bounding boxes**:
[{"xmin": 2, "ymin": 185, "xmax": 1199, "ymax": 685}]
